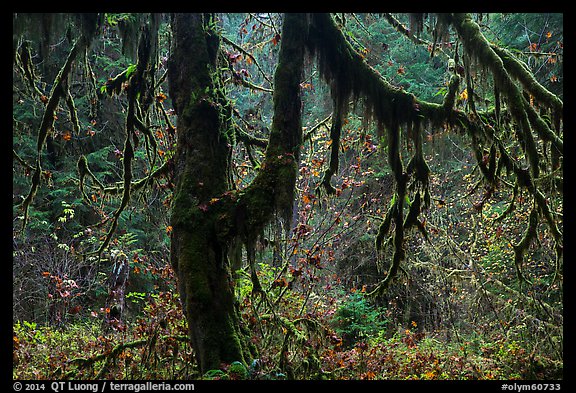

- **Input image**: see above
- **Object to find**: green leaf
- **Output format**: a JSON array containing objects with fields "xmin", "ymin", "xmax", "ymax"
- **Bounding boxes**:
[{"xmin": 125, "ymin": 64, "xmax": 137, "ymax": 79}]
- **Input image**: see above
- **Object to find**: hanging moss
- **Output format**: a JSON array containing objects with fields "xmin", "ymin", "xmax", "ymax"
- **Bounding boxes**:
[
  {"xmin": 18, "ymin": 36, "xmax": 89, "ymax": 232},
  {"xmin": 524, "ymin": 99, "xmax": 563, "ymax": 152},
  {"xmin": 451, "ymin": 13, "xmax": 542, "ymax": 180},
  {"xmin": 492, "ymin": 45, "xmax": 563, "ymax": 116},
  {"xmin": 409, "ymin": 13, "xmax": 426, "ymax": 37},
  {"xmin": 318, "ymin": 95, "xmax": 345, "ymax": 196},
  {"xmin": 307, "ymin": 14, "xmax": 476, "ymax": 296},
  {"xmin": 406, "ymin": 120, "xmax": 431, "ymax": 202},
  {"xmin": 304, "ymin": 12, "xmax": 561, "ymax": 296},
  {"xmin": 307, "ymin": 13, "xmax": 420, "ymax": 133}
]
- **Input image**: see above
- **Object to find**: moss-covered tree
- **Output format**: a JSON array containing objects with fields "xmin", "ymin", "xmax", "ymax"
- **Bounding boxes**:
[
  {"xmin": 167, "ymin": 13, "xmax": 247, "ymax": 372},
  {"xmin": 167, "ymin": 13, "xmax": 308, "ymax": 373}
]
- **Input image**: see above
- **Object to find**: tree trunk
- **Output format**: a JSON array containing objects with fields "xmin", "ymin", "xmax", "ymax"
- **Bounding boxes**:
[{"xmin": 168, "ymin": 13, "xmax": 249, "ymax": 374}]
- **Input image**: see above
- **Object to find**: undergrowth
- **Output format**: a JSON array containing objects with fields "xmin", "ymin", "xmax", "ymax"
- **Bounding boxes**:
[{"xmin": 13, "ymin": 282, "xmax": 562, "ymax": 380}]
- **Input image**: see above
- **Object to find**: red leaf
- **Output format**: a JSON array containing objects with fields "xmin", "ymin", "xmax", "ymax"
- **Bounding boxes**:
[{"xmin": 69, "ymin": 305, "xmax": 82, "ymax": 314}]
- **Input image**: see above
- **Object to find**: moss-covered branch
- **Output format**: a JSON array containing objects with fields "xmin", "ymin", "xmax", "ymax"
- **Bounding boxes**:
[
  {"xmin": 307, "ymin": 13, "xmax": 562, "ymax": 293},
  {"xmin": 513, "ymin": 206, "xmax": 538, "ymax": 283},
  {"xmin": 98, "ymin": 159, "xmax": 171, "ymax": 196},
  {"xmin": 449, "ymin": 13, "xmax": 562, "ymax": 281},
  {"xmin": 234, "ymin": 13, "xmax": 308, "ymax": 242},
  {"xmin": 491, "ymin": 44, "xmax": 563, "ymax": 115},
  {"xmin": 77, "ymin": 155, "xmax": 105, "ymax": 202},
  {"xmin": 381, "ymin": 13, "xmax": 430, "ymax": 47},
  {"xmin": 450, "ymin": 13, "xmax": 543, "ymax": 180},
  {"xmin": 86, "ymin": 17, "xmax": 159, "ymax": 257},
  {"xmin": 317, "ymin": 96, "xmax": 344, "ymax": 196},
  {"xmin": 64, "ymin": 334, "xmax": 189, "ymax": 379},
  {"xmin": 231, "ymin": 106, "xmax": 269, "ymax": 149},
  {"xmin": 307, "ymin": 13, "xmax": 473, "ymax": 296},
  {"xmin": 222, "ymin": 35, "xmax": 274, "ymax": 88},
  {"xmin": 15, "ymin": 41, "xmax": 45, "ymax": 98},
  {"xmin": 17, "ymin": 36, "xmax": 89, "ymax": 232}
]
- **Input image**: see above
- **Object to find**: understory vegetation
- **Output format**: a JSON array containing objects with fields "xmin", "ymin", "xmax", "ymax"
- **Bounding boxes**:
[{"xmin": 13, "ymin": 12, "xmax": 562, "ymax": 380}]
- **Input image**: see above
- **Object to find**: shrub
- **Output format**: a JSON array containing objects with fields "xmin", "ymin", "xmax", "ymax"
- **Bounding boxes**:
[{"xmin": 331, "ymin": 292, "xmax": 388, "ymax": 347}]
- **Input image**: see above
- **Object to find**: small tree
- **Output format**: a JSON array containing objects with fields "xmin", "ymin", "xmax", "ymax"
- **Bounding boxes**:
[{"xmin": 331, "ymin": 292, "xmax": 388, "ymax": 347}]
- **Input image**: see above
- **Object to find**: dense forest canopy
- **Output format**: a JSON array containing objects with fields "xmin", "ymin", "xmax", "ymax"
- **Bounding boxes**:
[{"xmin": 13, "ymin": 12, "xmax": 562, "ymax": 380}]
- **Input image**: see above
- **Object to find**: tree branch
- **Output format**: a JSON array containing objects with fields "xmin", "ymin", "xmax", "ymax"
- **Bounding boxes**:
[{"xmin": 17, "ymin": 36, "xmax": 88, "ymax": 232}]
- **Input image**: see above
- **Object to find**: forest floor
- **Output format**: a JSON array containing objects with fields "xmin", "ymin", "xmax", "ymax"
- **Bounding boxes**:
[{"xmin": 13, "ymin": 284, "xmax": 562, "ymax": 381}]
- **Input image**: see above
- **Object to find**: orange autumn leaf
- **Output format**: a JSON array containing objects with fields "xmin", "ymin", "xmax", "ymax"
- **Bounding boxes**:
[{"xmin": 363, "ymin": 371, "xmax": 376, "ymax": 380}]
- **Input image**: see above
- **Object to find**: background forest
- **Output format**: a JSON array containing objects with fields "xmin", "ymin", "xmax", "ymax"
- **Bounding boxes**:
[{"xmin": 13, "ymin": 13, "xmax": 563, "ymax": 380}]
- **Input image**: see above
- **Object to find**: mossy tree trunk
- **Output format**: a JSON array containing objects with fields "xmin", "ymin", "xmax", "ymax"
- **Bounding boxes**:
[
  {"xmin": 167, "ymin": 13, "xmax": 308, "ymax": 374},
  {"xmin": 167, "ymin": 13, "xmax": 248, "ymax": 373}
]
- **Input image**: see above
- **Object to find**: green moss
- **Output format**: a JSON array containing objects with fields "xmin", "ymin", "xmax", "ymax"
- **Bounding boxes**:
[
  {"xmin": 451, "ymin": 13, "xmax": 541, "ymax": 179},
  {"xmin": 442, "ymin": 74, "xmax": 461, "ymax": 112},
  {"xmin": 492, "ymin": 45, "xmax": 562, "ymax": 115}
]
